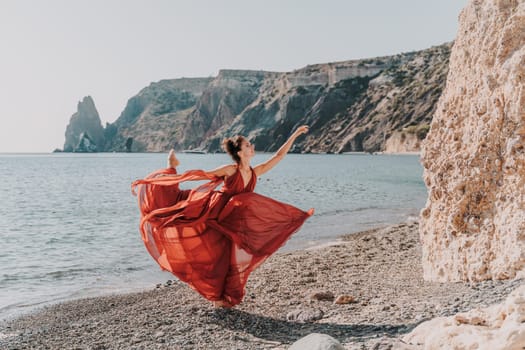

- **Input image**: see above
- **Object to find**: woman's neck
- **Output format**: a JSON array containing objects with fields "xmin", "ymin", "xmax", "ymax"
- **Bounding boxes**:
[{"xmin": 238, "ymin": 159, "xmax": 251, "ymax": 170}]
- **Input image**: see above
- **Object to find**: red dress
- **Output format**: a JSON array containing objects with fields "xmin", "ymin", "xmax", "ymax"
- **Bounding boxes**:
[{"xmin": 132, "ymin": 166, "xmax": 311, "ymax": 306}]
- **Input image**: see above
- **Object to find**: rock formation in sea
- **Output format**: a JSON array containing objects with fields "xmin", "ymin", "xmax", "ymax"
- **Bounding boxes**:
[
  {"xmin": 420, "ymin": 0, "xmax": 525, "ymax": 282},
  {"xmin": 63, "ymin": 43, "xmax": 451, "ymax": 153},
  {"xmin": 63, "ymin": 96, "xmax": 105, "ymax": 152}
]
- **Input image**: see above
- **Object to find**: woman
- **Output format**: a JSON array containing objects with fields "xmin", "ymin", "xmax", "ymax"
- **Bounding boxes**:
[{"xmin": 132, "ymin": 125, "xmax": 313, "ymax": 307}]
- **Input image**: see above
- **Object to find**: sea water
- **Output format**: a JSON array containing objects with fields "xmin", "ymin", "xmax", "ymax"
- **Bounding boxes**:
[{"xmin": 0, "ymin": 153, "xmax": 427, "ymax": 320}]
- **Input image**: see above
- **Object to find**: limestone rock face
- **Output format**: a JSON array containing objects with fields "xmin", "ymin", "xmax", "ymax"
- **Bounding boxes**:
[
  {"xmin": 403, "ymin": 285, "xmax": 525, "ymax": 349},
  {"xmin": 63, "ymin": 96, "xmax": 105, "ymax": 152},
  {"xmin": 384, "ymin": 128, "xmax": 426, "ymax": 153},
  {"xmin": 420, "ymin": 0, "xmax": 525, "ymax": 282},
  {"xmin": 300, "ymin": 44, "xmax": 449, "ymax": 154}
]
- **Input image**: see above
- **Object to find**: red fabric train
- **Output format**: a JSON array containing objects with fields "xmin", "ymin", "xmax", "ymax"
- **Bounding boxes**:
[{"xmin": 132, "ymin": 167, "xmax": 311, "ymax": 306}]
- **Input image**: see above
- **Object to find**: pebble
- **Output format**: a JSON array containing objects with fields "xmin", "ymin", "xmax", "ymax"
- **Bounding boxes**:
[
  {"xmin": 154, "ymin": 331, "xmax": 165, "ymax": 338},
  {"xmin": 310, "ymin": 291, "xmax": 335, "ymax": 301},
  {"xmin": 286, "ymin": 308, "xmax": 325, "ymax": 323},
  {"xmin": 289, "ymin": 333, "xmax": 345, "ymax": 350},
  {"xmin": 334, "ymin": 295, "xmax": 356, "ymax": 304}
]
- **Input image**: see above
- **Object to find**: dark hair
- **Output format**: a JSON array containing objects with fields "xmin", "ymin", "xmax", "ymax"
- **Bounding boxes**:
[{"xmin": 222, "ymin": 135, "xmax": 246, "ymax": 163}]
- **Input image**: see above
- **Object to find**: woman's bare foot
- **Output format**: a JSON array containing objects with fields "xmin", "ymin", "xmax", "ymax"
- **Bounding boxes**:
[
  {"xmin": 212, "ymin": 300, "xmax": 233, "ymax": 308},
  {"xmin": 307, "ymin": 208, "xmax": 315, "ymax": 216},
  {"xmin": 167, "ymin": 149, "xmax": 180, "ymax": 168}
]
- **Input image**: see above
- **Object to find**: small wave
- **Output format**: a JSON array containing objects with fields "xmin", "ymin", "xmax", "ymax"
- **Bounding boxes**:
[
  {"xmin": 317, "ymin": 206, "xmax": 382, "ymax": 217},
  {"xmin": 406, "ymin": 215, "xmax": 420, "ymax": 223},
  {"xmin": 9, "ymin": 299, "xmax": 51, "ymax": 308},
  {"xmin": 0, "ymin": 293, "xmax": 76, "ymax": 321},
  {"xmin": 1, "ymin": 274, "xmax": 22, "ymax": 282},
  {"xmin": 124, "ymin": 266, "xmax": 143, "ymax": 272},
  {"xmin": 45, "ymin": 267, "xmax": 100, "ymax": 279},
  {"xmin": 45, "ymin": 237, "xmax": 60, "ymax": 245}
]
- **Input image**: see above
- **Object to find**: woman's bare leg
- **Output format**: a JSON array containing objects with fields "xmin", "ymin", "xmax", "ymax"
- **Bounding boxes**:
[{"xmin": 167, "ymin": 149, "xmax": 180, "ymax": 168}]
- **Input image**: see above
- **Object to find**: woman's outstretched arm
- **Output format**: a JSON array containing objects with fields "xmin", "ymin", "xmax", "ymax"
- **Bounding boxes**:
[
  {"xmin": 162, "ymin": 146, "xmax": 236, "ymax": 178},
  {"xmin": 204, "ymin": 164, "xmax": 236, "ymax": 178},
  {"xmin": 180, "ymin": 164, "xmax": 236, "ymax": 181},
  {"xmin": 157, "ymin": 164, "xmax": 236, "ymax": 181},
  {"xmin": 253, "ymin": 125, "xmax": 309, "ymax": 176}
]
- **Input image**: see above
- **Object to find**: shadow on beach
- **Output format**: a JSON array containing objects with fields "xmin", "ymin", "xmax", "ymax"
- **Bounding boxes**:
[{"xmin": 210, "ymin": 308, "xmax": 418, "ymax": 344}]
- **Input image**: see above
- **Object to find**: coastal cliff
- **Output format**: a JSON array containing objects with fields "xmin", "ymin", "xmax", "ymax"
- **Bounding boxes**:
[
  {"xmin": 420, "ymin": 0, "xmax": 525, "ymax": 282},
  {"xmin": 61, "ymin": 43, "xmax": 451, "ymax": 153},
  {"xmin": 104, "ymin": 78, "xmax": 213, "ymax": 152}
]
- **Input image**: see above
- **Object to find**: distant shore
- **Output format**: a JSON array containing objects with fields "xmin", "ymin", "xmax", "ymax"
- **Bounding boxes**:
[
  {"xmin": 45, "ymin": 150, "xmax": 422, "ymax": 156},
  {"xmin": 1, "ymin": 222, "xmax": 520, "ymax": 349}
]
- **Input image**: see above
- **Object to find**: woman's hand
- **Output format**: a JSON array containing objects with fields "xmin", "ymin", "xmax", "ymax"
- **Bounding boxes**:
[{"xmin": 292, "ymin": 125, "xmax": 309, "ymax": 138}]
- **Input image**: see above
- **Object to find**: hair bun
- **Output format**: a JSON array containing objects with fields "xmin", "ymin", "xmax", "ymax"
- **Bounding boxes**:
[{"xmin": 222, "ymin": 136, "xmax": 245, "ymax": 163}]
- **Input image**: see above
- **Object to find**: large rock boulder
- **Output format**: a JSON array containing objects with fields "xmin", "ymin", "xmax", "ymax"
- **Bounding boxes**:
[
  {"xmin": 403, "ymin": 285, "xmax": 525, "ymax": 349},
  {"xmin": 420, "ymin": 0, "xmax": 525, "ymax": 282},
  {"xmin": 288, "ymin": 333, "xmax": 344, "ymax": 350}
]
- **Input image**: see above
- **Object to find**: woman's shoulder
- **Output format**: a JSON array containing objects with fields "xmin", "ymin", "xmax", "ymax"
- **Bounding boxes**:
[
  {"xmin": 204, "ymin": 163, "xmax": 237, "ymax": 178},
  {"xmin": 217, "ymin": 163, "xmax": 238, "ymax": 177}
]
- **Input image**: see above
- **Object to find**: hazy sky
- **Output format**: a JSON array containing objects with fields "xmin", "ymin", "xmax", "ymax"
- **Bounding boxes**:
[{"xmin": 0, "ymin": 0, "xmax": 467, "ymax": 153}]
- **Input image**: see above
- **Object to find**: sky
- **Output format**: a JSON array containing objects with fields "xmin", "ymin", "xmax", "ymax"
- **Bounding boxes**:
[{"xmin": 0, "ymin": 0, "xmax": 467, "ymax": 153}]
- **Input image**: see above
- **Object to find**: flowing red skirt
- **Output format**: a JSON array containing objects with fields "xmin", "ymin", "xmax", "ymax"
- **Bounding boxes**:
[{"xmin": 132, "ymin": 168, "xmax": 311, "ymax": 306}]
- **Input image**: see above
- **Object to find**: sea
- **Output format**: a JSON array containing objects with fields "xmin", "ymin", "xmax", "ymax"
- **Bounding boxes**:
[{"xmin": 0, "ymin": 152, "xmax": 427, "ymax": 321}]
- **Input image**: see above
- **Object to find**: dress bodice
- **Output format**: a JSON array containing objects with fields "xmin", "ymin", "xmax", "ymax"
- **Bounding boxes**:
[{"xmin": 221, "ymin": 167, "xmax": 257, "ymax": 196}]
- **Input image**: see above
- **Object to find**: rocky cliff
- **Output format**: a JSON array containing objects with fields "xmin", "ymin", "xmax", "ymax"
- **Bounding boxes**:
[
  {"xmin": 104, "ymin": 78, "xmax": 213, "ymax": 152},
  {"xmin": 420, "ymin": 0, "xmax": 525, "ymax": 282},
  {"xmin": 300, "ymin": 45, "xmax": 449, "ymax": 153},
  {"xmin": 62, "ymin": 43, "xmax": 451, "ymax": 153},
  {"xmin": 63, "ymin": 96, "xmax": 105, "ymax": 152}
]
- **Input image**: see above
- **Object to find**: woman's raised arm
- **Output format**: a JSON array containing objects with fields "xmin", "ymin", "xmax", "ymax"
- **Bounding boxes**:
[{"xmin": 253, "ymin": 125, "xmax": 309, "ymax": 177}]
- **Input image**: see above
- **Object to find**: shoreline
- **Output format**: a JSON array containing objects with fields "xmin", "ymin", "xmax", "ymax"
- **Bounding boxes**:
[
  {"xmin": 0, "ymin": 238, "xmax": 356, "ymax": 324},
  {"xmin": 1, "ymin": 222, "xmax": 521, "ymax": 349}
]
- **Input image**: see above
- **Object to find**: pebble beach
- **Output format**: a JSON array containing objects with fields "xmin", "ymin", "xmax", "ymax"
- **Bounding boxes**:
[{"xmin": 1, "ymin": 222, "xmax": 521, "ymax": 349}]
